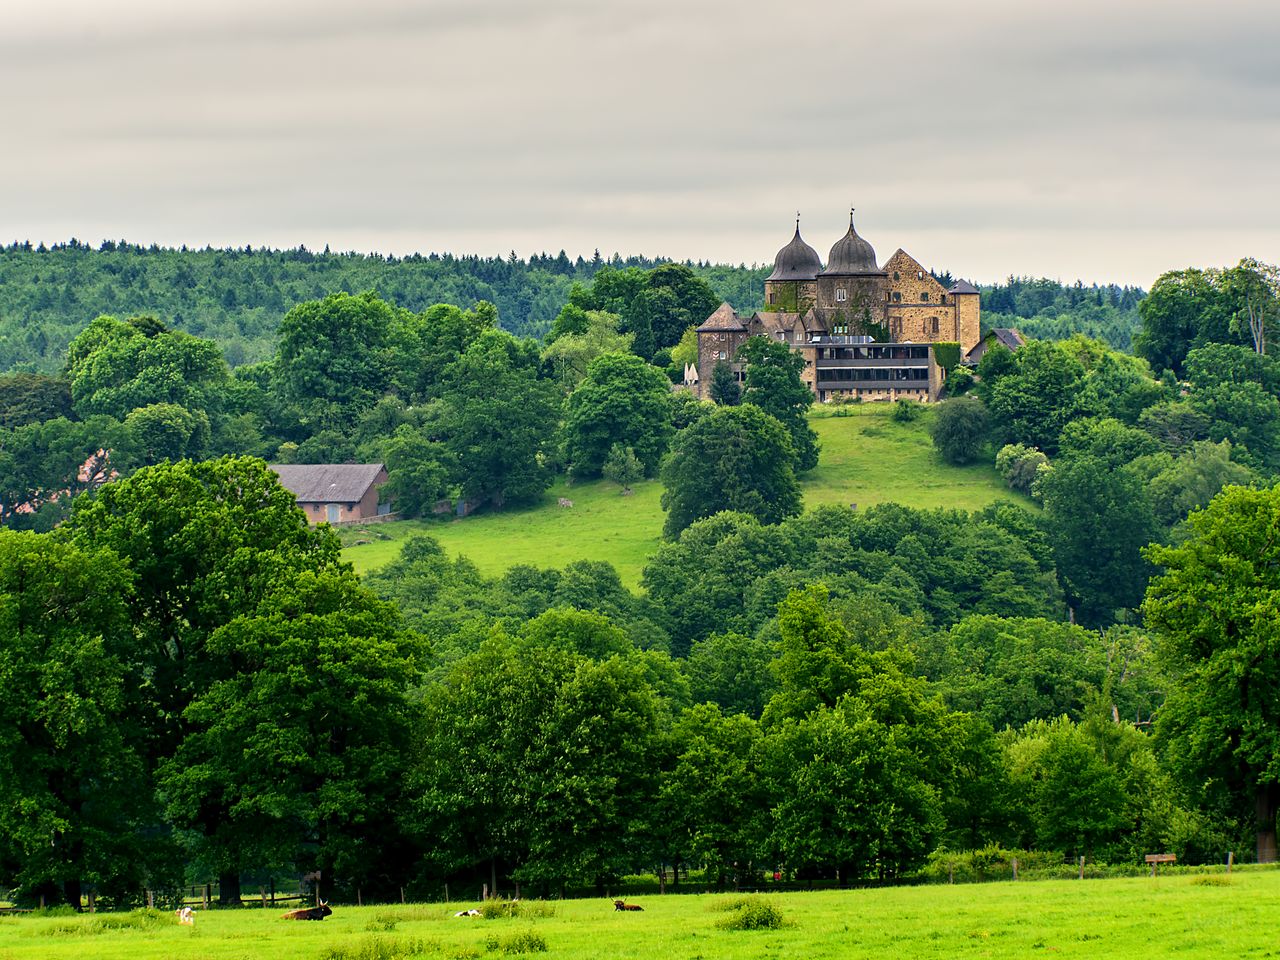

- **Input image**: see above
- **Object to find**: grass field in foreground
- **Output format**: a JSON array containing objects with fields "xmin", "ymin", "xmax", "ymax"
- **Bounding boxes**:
[
  {"xmin": 1, "ymin": 870, "xmax": 1275, "ymax": 960},
  {"xmin": 341, "ymin": 405, "xmax": 1025, "ymax": 588}
]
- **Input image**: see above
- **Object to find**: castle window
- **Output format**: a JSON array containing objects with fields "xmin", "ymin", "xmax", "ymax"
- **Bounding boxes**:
[
  {"xmin": 917, "ymin": 271, "xmax": 923, "ymax": 280},
  {"xmin": 921, "ymin": 292, "xmax": 929, "ymax": 302},
  {"xmin": 940, "ymin": 294, "xmax": 946, "ymax": 303},
  {"xmin": 767, "ymin": 292, "xmax": 774, "ymax": 304},
  {"xmin": 717, "ymin": 332, "xmax": 726, "ymax": 341},
  {"xmin": 892, "ymin": 292, "xmax": 901, "ymax": 302},
  {"xmin": 893, "ymin": 271, "xmax": 900, "ymax": 280},
  {"xmin": 835, "ymin": 288, "xmax": 847, "ymax": 302},
  {"xmin": 931, "ymin": 317, "xmax": 940, "ymax": 334},
  {"xmin": 718, "ymin": 351, "xmax": 726, "ymax": 360}
]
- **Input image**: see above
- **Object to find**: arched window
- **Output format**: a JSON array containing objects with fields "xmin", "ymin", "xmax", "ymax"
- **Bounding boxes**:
[{"xmin": 835, "ymin": 288, "xmax": 847, "ymax": 302}]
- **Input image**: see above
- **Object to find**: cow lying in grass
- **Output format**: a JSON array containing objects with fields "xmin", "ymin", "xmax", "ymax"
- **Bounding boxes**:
[
  {"xmin": 613, "ymin": 900, "xmax": 643, "ymax": 911},
  {"xmin": 282, "ymin": 901, "xmax": 332, "ymax": 920}
]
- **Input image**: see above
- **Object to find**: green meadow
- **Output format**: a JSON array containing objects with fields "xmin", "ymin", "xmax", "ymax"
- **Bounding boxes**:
[
  {"xmin": 1, "ymin": 870, "xmax": 1274, "ymax": 960},
  {"xmin": 340, "ymin": 405, "xmax": 1023, "ymax": 588}
]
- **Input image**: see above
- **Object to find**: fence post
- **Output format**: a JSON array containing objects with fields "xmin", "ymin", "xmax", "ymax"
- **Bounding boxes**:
[
  {"xmin": 147, "ymin": 889, "xmax": 155, "ymax": 909},
  {"xmin": 1079, "ymin": 856, "xmax": 1085, "ymax": 880},
  {"xmin": 1012, "ymin": 858, "xmax": 1019, "ymax": 881},
  {"xmin": 400, "ymin": 886, "xmax": 406, "ymax": 905},
  {"xmin": 1227, "ymin": 851, "xmax": 1234, "ymax": 875}
]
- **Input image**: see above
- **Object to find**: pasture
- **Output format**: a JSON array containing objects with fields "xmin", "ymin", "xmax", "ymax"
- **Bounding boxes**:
[
  {"xmin": 0, "ymin": 870, "xmax": 1274, "ymax": 960},
  {"xmin": 340, "ymin": 405, "xmax": 1023, "ymax": 587}
]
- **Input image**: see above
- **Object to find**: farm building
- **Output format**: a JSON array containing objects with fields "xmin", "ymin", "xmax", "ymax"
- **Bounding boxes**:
[{"xmin": 269, "ymin": 463, "xmax": 392, "ymax": 525}]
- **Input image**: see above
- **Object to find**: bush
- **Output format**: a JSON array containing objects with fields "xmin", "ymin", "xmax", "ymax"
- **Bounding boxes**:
[
  {"xmin": 716, "ymin": 898, "xmax": 789, "ymax": 931},
  {"xmin": 319, "ymin": 938, "xmax": 433, "ymax": 960},
  {"xmin": 930, "ymin": 396, "xmax": 991, "ymax": 465},
  {"xmin": 484, "ymin": 929, "xmax": 548, "ymax": 954},
  {"xmin": 947, "ymin": 366, "xmax": 976, "ymax": 396},
  {"xmin": 995, "ymin": 443, "xmax": 1049, "ymax": 495},
  {"xmin": 891, "ymin": 399, "xmax": 923, "ymax": 423},
  {"xmin": 478, "ymin": 899, "xmax": 523, "ymax": 919}
]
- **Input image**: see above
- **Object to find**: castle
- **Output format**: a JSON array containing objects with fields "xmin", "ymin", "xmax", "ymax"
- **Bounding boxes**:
[{"xmin": 693, "ymin": 212, "xmax": 981, "ymax": 403}]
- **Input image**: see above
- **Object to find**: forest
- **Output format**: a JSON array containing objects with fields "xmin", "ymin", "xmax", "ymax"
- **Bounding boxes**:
[
  {"xmin": 0, "ymin": 240, "xmax": 1136, "ymax": 374},
  {"xmin": 0, "ymin": 245, "xmax": 1277, "ymax": 910}
]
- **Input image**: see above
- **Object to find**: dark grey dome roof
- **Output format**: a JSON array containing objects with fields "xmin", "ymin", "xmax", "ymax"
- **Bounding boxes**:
[
  {"xmin": 821, "ymin": 213, "xmax": 884, "ymax": 276},
  {"xmin": 766, "ymin": 226, "xmax": 822, "ymax": 282}
]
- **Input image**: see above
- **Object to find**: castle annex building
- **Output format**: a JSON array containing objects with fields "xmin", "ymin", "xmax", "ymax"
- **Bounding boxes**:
[{"xmin": 693, "ymin": 213, "xmax": 981, "ymax": 403}]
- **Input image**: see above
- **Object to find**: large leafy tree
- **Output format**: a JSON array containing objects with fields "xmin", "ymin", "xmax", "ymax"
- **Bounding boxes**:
[
  {"xmin": 986, "ymin": 340, "xmax": 1091, "ymax": 454},
  {"xmin": 1039, "ymin": 454, "xmax": 1158, "ymax": 627},
  {"xmin": 158, "ymin": 570, "xmax": 421, "ymax": 898},
  {"xmin": 411, "ymin": 636, "xmax": 663, "ymax": 896},
  {"xmin": 563, "ymin": 353, "xmax": 673, "ymax": 479},
  {"xmin": 919, "ymin": 615, "xmax": 1109, "ymax": 730},
  {"xmin": 63, "ymin": 457, "xmax": 346, "ymax": 901},
  {"xmin": 659, "ymin": 404, "xmax": 800, "ymax": 538},
  {"xmin": 392, "ymin": 301, "xmax": 497, "ymax": 403},
  {"xmin": 0, "ymin": 532, "xmax": 167, "ymax": 908},
  {"xmin": 1143, "ymin": 485, "xmax": 1280, "ymax": 862},
  {"xmin": 64, "ymin": 314, "xmax": 228, "ymax": 421},
  {"xmin": 929, "ymin": 395, "xmax": 990, "ymax": 465},
  {"xmin": 435, "ymin": 329, "xmax": 560, "ymax": 509},
  {"xmin": 737, "ymin": 336, "xmax": 819, "ymax": 471},
  {"xmin": 659, "ymin": 705, "xmax": 767, "ymax": 889},
  {"xmin": 275, "ymin": 291, "xmax": 400, "ymax": 427}
]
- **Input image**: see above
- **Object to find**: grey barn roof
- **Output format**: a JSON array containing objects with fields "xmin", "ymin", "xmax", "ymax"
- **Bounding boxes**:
[{"xmin": 269, "ymin": 463, "xmax": 385, "ymax": 503}]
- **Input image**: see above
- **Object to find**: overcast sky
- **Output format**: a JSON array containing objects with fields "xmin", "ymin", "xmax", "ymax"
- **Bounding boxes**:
[{"xmin": 2, "ymin": 0, "xmax": 1277, "ymax": 286}]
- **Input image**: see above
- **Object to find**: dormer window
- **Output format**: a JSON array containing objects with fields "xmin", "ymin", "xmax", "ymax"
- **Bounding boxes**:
[{"xmin": 835, "ymin": 288, "xmax": 847, "ymax": 302}]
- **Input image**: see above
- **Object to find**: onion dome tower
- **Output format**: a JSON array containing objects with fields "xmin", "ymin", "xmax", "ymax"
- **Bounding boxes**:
[
  {"xmin": 815, "ymin": 208, "xmax": 890, "ymax": 332},
  {"xmin": 820, "ymin": 208, "xmax": 885, "ymax": 277},
  {"xmin": 764, "ymin": 214, "xmax": 821, "ymax": 311}
]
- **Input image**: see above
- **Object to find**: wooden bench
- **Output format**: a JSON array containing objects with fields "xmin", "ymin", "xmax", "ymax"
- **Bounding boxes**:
[{"xmin": 1145, "ymin": 853, "xmax": 1176, "ymax": 875}]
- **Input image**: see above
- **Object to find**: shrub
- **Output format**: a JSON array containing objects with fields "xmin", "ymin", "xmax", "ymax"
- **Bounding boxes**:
[
  {"xmin": 716, "ymin": 898, "xmax": 789, "ymax": 931},
  {"xmin": 930, "ymin": 396, "xmax": 991, "ymax": 465},
  {"xmin": 891, "ymin": 398, "xmax": 923, "ymax": 422},
  {"xmin": 995, "ymin": 443, "xmax": 1049, "ymax": 495},
  {"xmin": 478, "ymin": 899, "xmax": 522, "ymax": 919},
  {"xmin": 319, "ymin": 938, "xmax": 433, "ymax": 960},
  {"xmin": 484, "ymin": 929, "xmax": 548, "ymax": 954},
  {"xmin": 947, "ymin": 366, "xmax": 976, "ymax": 396}
]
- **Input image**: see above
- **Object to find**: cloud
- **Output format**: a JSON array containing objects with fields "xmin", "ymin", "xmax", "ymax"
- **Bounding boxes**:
[{"xmin": 2, "ymin": 0, "xmax": 1277, "ymax": 286}]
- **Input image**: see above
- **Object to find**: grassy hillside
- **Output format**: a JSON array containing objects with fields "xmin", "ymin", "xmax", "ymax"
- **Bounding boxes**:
[
  {"xmin": 341, "ymin": 405, "xmax": 1024, "ymax": 587},
  {"xmin": 0, "ymin": 870, "xmax": 1273, "ymax": 959}
]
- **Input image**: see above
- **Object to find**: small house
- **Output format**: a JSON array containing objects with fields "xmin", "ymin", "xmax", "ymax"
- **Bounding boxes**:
[
  {"xmin": 269, "ymin": 463, "xmax": 392, "ymax": 525},
  {"xmin": 964, "ymin": 327, "xmax": 1025, "ymax": 366}
]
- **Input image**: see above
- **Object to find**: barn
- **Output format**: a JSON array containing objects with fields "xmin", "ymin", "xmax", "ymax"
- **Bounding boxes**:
[{"xmin": 269, "ymin": 463, "xmax": 392, "ymax": 525}]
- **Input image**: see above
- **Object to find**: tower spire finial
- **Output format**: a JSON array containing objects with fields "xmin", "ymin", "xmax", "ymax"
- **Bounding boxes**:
[
  {"xmin": 796, "ymin": 210, "xmax": 801, "ymax": 234},
  {"xmin": 850, "ymin": 205, "xmax": 856, "ymax": 228}
]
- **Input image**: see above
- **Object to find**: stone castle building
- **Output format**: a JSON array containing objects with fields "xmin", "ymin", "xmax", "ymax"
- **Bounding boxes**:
[{"xmin": 693, "ymin": 212, "xmax": 981, "ymax": 403}]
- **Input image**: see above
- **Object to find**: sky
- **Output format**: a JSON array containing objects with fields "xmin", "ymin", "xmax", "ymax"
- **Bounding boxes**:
[{"xmin": 2, "ymin": 0, "xmax": 1277, "ymax": 287}]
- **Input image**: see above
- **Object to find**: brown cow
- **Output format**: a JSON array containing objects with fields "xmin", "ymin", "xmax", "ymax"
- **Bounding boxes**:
[
  {"xmin": 613, "ymin": 899, "xmax": 643, "ymax": 911},
  {"xmin": 282, "ymin": 901, "xmax": 332, "ymax": 920}
]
